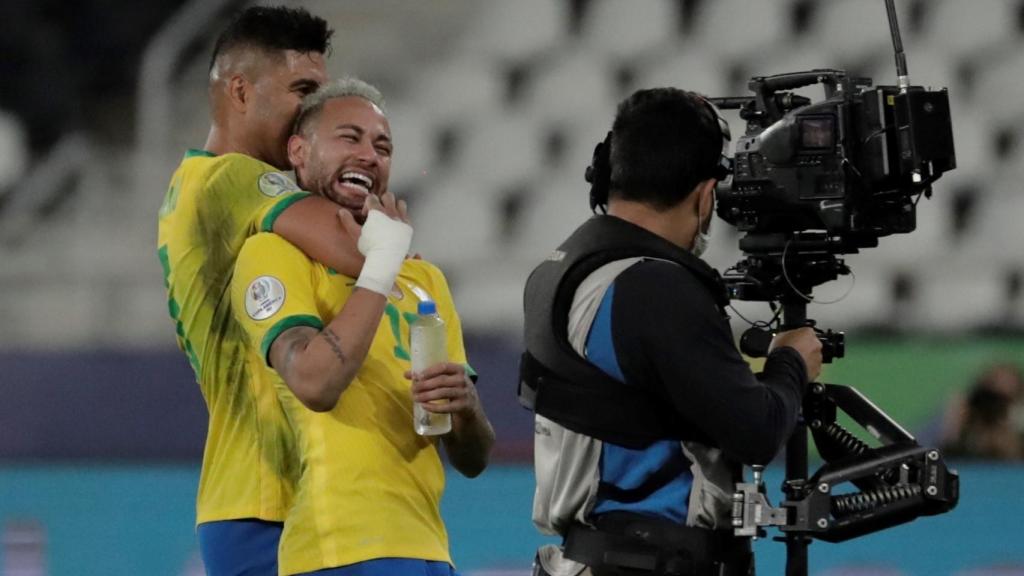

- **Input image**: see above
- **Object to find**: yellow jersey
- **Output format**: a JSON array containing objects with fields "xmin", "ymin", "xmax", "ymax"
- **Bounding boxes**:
[
  {"xmin": 231, "ymin": 233, "xmax": 469, "ymax": 575},
  {"xmin": 157, "ymin": 150, "xmax": 310, "ymax": 524}
]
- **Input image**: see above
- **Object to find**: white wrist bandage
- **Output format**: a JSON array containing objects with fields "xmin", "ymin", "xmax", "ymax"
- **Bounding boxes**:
[{"xmin": 355, "ymin": 210, "xmax": 413, "ymax": 295}]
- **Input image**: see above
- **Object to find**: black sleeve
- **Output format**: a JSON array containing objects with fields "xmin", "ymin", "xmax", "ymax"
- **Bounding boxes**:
[{"xmin": 611, "ymin": 260, "xmax": 808, "ymax": 465}]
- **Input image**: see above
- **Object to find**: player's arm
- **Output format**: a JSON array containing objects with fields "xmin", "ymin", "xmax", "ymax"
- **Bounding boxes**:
[
  {"xmin": 273, "ymin": 195, "xmax": 364, "ymax": 278},
  {"xmin": 269, "ymin": 290, "xmax": 386, "ymax": 412},
  {"xmin": 410, "ymin": 362, "xmax": 495, "ymax": 478},
  {"xmin": 406, "ymin": 271, "xmax": 494, "ymax": 477},
  {"xmin": 271, "ymin": 195, "xmax": 412, "ymax": 411}
]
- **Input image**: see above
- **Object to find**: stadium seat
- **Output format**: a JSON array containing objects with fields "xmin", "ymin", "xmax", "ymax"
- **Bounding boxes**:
[
  {"xmin": 513, "ymin": 170, "xmax": 597, "ymax": 262},
  {"xmin": 812, "ymin": 0, "xmax": 916, "ymax": 69},
  {"xmin": 580, "ymin": 0, "xmax": 681, "ymax": 62},
  {"xmin": 407, "ymin": 56, "xmax": 505, "ymax": 127},
  {"xmin": 634, "ymin": 50, "xmax": 728, "ymax": 100},
  {"xmin": 454, "ymin": 110, "xmax": 547, "ymax": 196},
  {"xmin": 526, "ymin": 47, "xmax": 620, "ymax": 127},
  {"xmin": 410, "ymin": 173, "xmax": 502, "ymax": 266},
  {"xmin": 457, "ymin": 0, "xmax": 568, "ymax": 64},
  {"xmin": 385, "ymin": 103, "xmax": 436, "ymax": 192},
  {"xmin": 920, "ymin": 0, "xmax": 1021, "ymax": 58},
  {"xmin": 916, "ymin": 265, "xmax": 1004, "ymax": 332},
  {"xmin": 444, "ymin": 260, "xmax": 530, "ymax": 334},
  {"xmin": 686, "ymin": 0, "xmax": 788, "ymax": 61},
  {"xmin": 959, "ymin": 192, "xmax": 1024, "ymax": 267},
  {"xmin": 970, "ymin": 50, "xmax": 1024, "ymax": 123}
]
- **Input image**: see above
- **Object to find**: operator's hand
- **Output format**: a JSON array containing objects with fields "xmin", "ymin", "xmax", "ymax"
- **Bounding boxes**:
[
  {"xmin": 769, "ymin": 327, "xmax": 823, "ymax": 383},
  {"xmin": 406, "ymin": 363, "xmax": 483, "ymax": 421}
]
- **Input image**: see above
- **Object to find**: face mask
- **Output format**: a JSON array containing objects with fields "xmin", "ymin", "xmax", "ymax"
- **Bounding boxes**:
[
  {"xmin": 692, "ymin": 188, "xmax": 713, "ymax": 257},
  {"xmin": 693, "ymin": 224, "xmax": 710, "ymax": 257}
]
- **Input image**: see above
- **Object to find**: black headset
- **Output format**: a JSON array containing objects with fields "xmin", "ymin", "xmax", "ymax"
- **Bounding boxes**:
[{"xmin": 586, "ymin": 97, "xmax": 733, "ymax": 214}]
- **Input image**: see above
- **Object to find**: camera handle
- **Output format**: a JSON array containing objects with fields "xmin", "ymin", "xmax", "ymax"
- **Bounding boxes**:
[{"xmin": 739, "ymin": 322, "xmax": 845, "ymax": 363}]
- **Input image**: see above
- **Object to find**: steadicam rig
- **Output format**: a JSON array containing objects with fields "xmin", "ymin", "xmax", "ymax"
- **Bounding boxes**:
[
  {"xmin": 733, "ymin": 384, "xmax": 959, "ymax": 544},
  {"xmin": 714, "ymin": 2, "xmax": 960, "ymax": 574}
]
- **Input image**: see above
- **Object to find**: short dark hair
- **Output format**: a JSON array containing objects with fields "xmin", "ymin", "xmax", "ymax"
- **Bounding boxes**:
[
  {"xmin": 609, "ymin": 88, "xmax": 722, "ymax": 210},
  {"xmin": 209, "ymin": 5, "xmax": 333, "ymax": 71}
]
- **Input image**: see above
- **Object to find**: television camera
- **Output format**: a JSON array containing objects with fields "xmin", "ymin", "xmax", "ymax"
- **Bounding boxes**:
[{"xmin": 709, "ymin": 1, "xmax": 960, "ymax": 574}]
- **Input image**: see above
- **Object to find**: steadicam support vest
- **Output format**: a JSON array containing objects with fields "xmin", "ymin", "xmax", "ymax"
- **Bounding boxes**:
[{"xmin": 519, "ymin": 215, "xmax": 730, "ymax": 449}]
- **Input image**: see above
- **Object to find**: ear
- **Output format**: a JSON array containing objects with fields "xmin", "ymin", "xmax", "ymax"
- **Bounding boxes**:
[
  {"xmin": 287, "ymin": 133, "xmax": 307, "ymax": 174},
  {"xmin": 697, "ymin": 178, "xmax": 716, "ymax": 218},
  {"xmin": 227, "ymin": 74, "xmax": 249, "ymax": 113}
]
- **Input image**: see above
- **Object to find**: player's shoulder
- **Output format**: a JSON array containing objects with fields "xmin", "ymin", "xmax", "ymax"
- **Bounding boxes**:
[
  {"xmin": 401, "ymin": 258, "xmax": 448, "ymax": 286},
  {"xmin": 400, "ymin": 258, "xmax": 457, "ymax": 306},
  {"xmin": 188, "ymin": 152, "xmax": 298, "ymax": 194},
  {"xmin": 239, "ymin": 232, "xmax": 307, "ymax": 264}
]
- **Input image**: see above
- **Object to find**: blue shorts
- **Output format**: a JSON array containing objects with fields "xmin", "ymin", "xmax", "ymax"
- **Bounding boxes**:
[
  {"xmin": 300, "ymin": 558, "xmax": 459, "ymax": 576},
  {"xmin": 197, "ymin": 518, "xmax": 283, "ymax": 576}
]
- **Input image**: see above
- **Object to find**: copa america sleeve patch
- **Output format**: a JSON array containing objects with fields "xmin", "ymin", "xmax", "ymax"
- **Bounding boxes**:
[
  {"xmin": 258, "ymin": 172, "xmax": 300, "ymax": 198},
  {"xmin": 245, "ymin": 276, "xmax": 286, "ymax": 320}
]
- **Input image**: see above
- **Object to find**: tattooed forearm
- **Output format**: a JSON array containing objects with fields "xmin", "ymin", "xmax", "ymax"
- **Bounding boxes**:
[
  {"xmin": 280, "ymin": 336, "xmax": 306, "ymax": 376},
  {"xmin": 271, "ymin": 328, "xmax": 315, "ymax": 378},
  {"xmin": 319, "ymin": 327, "xmax": 347, "ymax": 366}
]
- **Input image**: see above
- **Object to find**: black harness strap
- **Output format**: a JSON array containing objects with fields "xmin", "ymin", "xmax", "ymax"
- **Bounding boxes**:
[{"xmin": 519, "ymin": 216, "xmax": 727, "ymax": 448}]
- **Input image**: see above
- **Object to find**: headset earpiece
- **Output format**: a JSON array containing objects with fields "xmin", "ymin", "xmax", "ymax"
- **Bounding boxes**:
[
  {"xmin": 702, "ymin": 98, "xmax": 734, "ymax": 182},
  {"xmin": 586, "ymin": 131, "xmax": 613, "ymax": 214}
]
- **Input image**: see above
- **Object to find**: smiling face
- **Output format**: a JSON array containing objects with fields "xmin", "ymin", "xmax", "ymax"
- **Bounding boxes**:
[
  {"xmin": 289, "ymin": 96, "xmax": 392, "ymax": 218},
  {"xmin": 243, "ymin": 49, "xmax": 326, "ymax": 170}
]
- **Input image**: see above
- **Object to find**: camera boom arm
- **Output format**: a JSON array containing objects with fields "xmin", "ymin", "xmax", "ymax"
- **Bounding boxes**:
[{"xmin": 733, "ymin": 382, "xmax": 959, "ymax": 543}]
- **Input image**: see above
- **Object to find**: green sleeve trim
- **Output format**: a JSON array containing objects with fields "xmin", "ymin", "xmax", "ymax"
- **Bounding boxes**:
[
  {"xmin": 464, "ymin": 363, "xmax": 478, "ymax": 383},
  {"xmin": 184, "ymin": 148, "xmax": 216, "ymax": 159},
  {"xmin": 260, "ymin": 314, "xmax": 324, "ymax": 367},
  {"xmin": 260, "ymin": 192, "xmax": 311, "ymax": 232},
  {"xmin": 157, "ymin": 245, "xmax": 171, "ymax": 284}
]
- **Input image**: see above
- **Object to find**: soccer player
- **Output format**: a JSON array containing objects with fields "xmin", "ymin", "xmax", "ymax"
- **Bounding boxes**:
[
  {"xmin": 230, "ymin": 77, "xmax": 495, "ymax": 576},
  {"xmin": 156, "ymin": 7, "xmax": 400, "ymax": 575}
]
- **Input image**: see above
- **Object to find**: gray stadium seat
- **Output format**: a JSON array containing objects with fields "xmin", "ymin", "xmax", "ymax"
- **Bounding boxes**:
[
  {"xmin": 686, "ymin": 0, "xmax": 788, "ymax": 61},
  {"xmin": 513, "ymin": 170, "xmax": 596, "ymax": 262},
  {"xmin": 385, "ymin": 104, "xmax": 436, "ymax": 192},
  {"xmin": 813, "ymin": 0, "xmax": 915, "ymax": 68},
  {"xmin": 457, "ymin": 0, "xmax": 568, "ymax": 64},
  {"xmin": 455, "ymin": 110, "xmax": 547, "ymax": 196},
  {"xmin": 970, "ymin": 50, "xmax": 1024, "ymax": 123},
  {"xmin": 526, "ymin": 47, "xmax": 620, "ymax": 126},
  {"xmin": 581, "ymin": 0, "xmax": 681, "ymax": 62},
  {"xmin": 411, "ymin": 173, "xmax": 502, "ymax": 266},
  {"xmin": 921, "ymin": 0, "xmax": 1021, "ymax": 57},
  {"xmin": 634, "ymin": 51, "xmax": 728, "ymax": 100},
  {"xmin": 407, "ymin": 56, "xmax": 505, "ymax": 127},
  {"xmin": 959, "ymin": 192, "xmax": 1024, "ymax": 267}
]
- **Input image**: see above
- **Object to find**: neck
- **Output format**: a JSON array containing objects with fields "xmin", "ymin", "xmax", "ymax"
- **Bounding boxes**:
[
  {"xmin": 204, "ymin": 122, "xmax": 260, "ymax": 160},
  {"xmin": 607, "ymin": 198, "xmax": 698, "ymax": 250}
]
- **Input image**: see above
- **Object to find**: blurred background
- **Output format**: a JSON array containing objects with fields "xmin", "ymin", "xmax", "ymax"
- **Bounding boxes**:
[{"xmin": 2, "ymin": 0, "xmax": 1023, "ymax": 574}]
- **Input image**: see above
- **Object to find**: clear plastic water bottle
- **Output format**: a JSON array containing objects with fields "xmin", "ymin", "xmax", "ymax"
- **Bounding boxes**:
[{"xmin": 410, "ymin": 300, "xmax": 452, "ymax": 436}]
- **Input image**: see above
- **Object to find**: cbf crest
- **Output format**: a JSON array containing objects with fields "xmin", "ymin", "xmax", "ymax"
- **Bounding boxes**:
[{"xmin": 245, "ymin": 276, "xmax": 286, "ymax": 320}]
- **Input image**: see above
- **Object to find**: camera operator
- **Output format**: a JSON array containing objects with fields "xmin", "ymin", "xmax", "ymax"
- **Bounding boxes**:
[{"xmin": 520, "ymin": 88, "xmax": 822, "ymax": 576}]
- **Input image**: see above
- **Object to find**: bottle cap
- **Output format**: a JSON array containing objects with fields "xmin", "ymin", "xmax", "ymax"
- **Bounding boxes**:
[{"xmin": 418, "ymin": 300, "xmax": 437, "ymax": 315}]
